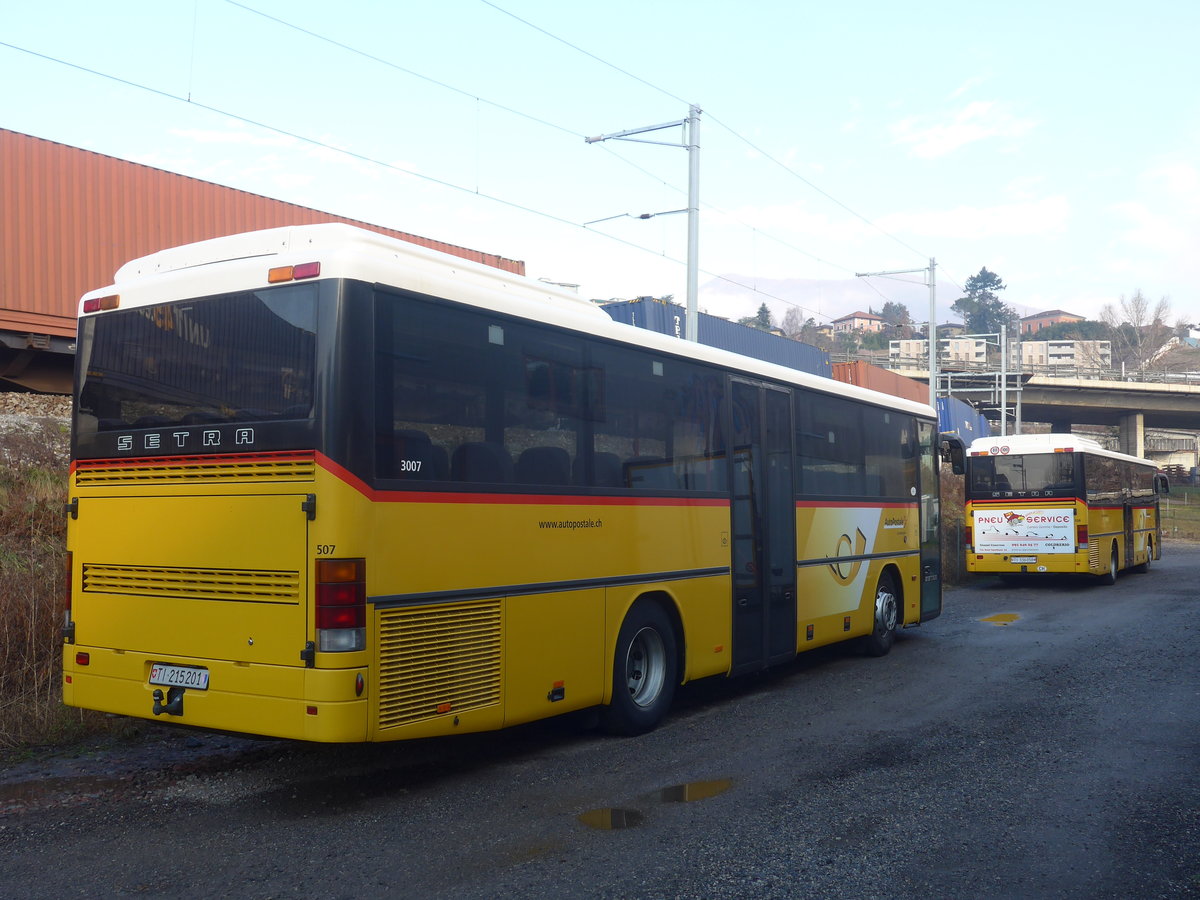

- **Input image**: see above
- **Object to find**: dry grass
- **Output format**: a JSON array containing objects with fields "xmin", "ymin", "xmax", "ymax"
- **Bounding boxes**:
[
  {"xmin": 1161, "ymin": 484, "xmax": 1200, "ymax": 541},
  {"xmin": 0, "ymin": 420, "xmax": 113, "ymax": 752}
]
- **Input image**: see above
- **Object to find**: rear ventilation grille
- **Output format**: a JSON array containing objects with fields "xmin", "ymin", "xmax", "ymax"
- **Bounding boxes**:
[
  {"xmin": 82, "ymin": 564, "xmax": 300, "ymax": 603},
  {"xmin": 73, "ymin": 452, "xmax": 316, "ymax": 487},
  {"xmin": 377, "ymin": 600, "xmax": 502, "ymax": 730}
]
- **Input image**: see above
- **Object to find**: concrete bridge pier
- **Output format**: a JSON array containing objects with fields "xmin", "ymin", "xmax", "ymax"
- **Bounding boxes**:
[{"xmin": 1120, "ymin": 411, "xmax": 1145, "ymax": 458}]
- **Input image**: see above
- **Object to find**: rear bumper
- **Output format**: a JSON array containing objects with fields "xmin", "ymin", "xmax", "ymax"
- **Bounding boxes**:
[{"xmin": 63, "ymin": 645, "xmax": 368, "ymax": 742}]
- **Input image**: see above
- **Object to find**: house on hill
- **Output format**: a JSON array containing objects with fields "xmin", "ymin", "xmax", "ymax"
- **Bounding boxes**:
[
  {"xmin": 831, "ymin": 311, "xmax": 884, "ymax": 334},
  {"xmin": 1020, "ymin": 309, "xmax": 1085, "ymax": 335}
]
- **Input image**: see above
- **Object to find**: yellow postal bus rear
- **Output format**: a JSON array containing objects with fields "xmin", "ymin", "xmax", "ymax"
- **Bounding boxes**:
[
  {"xmin": 64, "ymin": 224, "xmax": 947, "ymax": 742},
  {"xmin": 964, "ymin": 433, "xmax": 1165, "ymax": 582}
]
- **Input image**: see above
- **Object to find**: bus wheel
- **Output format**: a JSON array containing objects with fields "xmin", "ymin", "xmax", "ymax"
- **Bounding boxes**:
[
  {"xmin": 862, "ymin": 572, "xmax": 899, "ymax": 657},
  {"xmin": 1099, "ymin": 544, "xmax": 1118, "ymax": 585},
  {"xmin": 601, "ymin": 601, "xmax": 678, "ymax": 736}
]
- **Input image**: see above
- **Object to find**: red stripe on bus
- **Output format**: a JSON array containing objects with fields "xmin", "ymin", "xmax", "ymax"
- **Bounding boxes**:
[{"xmin": 315, "ymin": 453, "xmax": 730, "ymax": 507}]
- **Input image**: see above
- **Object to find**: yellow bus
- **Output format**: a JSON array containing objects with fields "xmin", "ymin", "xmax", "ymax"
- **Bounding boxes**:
[
  {"xmin": 64, "ymin": 224, "xmax": 948, "ymax": 742},
  {"xmin": 964, "ymin": 433, "xmax": 1166, "ymax": 583}
]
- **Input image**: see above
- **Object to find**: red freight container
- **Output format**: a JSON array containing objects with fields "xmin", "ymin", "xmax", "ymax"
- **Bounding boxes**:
[
  {"xmin": 0, "ymin": 129, "xmax": 524, "ymax": 392},
  {"xmin": 832, "ymin": 360, "xmax": 928, "ymax": 405}
]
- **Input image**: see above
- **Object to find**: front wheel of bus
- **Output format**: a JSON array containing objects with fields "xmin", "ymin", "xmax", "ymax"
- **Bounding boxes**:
[
  {"xmin": 601, "ymin": 602, "xmax": 678, "ymax": 736},
  {"xmin": 862, "ymin": 572, "xmax": 899, "ymax": 657}
]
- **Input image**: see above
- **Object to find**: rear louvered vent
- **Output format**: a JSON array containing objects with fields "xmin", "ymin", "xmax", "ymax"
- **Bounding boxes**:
[
  {"xmin": 377, "ymin": 600, "xmax": 502, "ymax": 730},
  {"xmin": 82, "ymin": 564, "xmax": 300, "ymax": 603},
  {"xmin": 73, "ymin": 452, "xmax": 316, "ymax": 487}
]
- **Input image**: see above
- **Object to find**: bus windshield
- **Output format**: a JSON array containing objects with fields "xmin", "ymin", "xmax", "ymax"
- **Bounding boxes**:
[
  {"xmin": 76, "ymin": 284, "xmax": 318, "ymax": 434},
  {"xmin": 968, "ymin": 452, "xmax": 1077, "ymax": 496}
]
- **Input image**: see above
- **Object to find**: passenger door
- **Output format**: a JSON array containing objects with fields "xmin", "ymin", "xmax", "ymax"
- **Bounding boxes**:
[
  {"xmin": 918, "ymin": 422, "xmax": 942, "ymax": 619},
  {"xmin": 730, "ymin": 379, "xmax": 797, "ymax": 673}
]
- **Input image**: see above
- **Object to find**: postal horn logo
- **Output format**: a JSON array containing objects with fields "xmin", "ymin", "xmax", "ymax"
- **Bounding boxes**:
[{"xmin": 830, "ymin": 528, "xmax": 867, "ymax": 585}]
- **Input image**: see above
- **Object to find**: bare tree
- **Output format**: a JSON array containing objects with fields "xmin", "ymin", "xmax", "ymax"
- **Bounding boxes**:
[
  {"xmin": 780, "ymin": 306, "xmax": 805, "ymax": 340},
  {"xmin": 1101, "ymin": 291, "xmax": 1172, "ymax": 370}
]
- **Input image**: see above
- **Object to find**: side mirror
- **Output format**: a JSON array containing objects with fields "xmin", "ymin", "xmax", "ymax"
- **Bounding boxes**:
[
  {"xmin": 939, "ymin": 433, "xmax": 966, "ymax": 476},
  {"xmin": 1155, "ymin": 473, "xmax": 1170, "ymax": 495}
]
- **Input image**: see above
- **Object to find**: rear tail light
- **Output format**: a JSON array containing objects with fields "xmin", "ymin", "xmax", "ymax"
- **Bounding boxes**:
[
  {"xmin": 81, "ymin": 294, "xmax": 120, "ymax": 313},
  {"xmin": 1077, "ymin": 524, "xmax": 1089, "ymax": 551},
  {"xmin": 316, "ymin": 558, "xmax": 365, "ymax": 653},
  {"xmin": 963, "ymin": 523, "xmax": 973, "ymax": 550},
  {"xmin": 268, "ymin": 261, "xmax": 321, "ymax": 283}
]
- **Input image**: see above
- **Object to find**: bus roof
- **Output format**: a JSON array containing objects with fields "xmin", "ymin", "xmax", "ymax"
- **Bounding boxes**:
[
  {"xmin": 967, "ymin": 433, "xmax": 1154, "ymax": 466},
  {"xmin": 81, "ymin": 223, "xmax": 935, "ymax": 421}
]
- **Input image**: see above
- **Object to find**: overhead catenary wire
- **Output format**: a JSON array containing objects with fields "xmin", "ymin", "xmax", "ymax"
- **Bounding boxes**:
[
  {"xmin": 220, "ymin": 0, "xmax": 938, "ymax": 319},
  {"xmin": 3, "ymin": 2, "xmax": 942, "ymax": 324}
]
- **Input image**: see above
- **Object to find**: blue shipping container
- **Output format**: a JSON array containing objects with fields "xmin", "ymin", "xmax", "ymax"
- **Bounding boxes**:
[
  {"xmin": 601, "ymin": 298, "xmax": 831, "ymax": 378},
  {"xmin": 937, "ymin": 396, "xmax": 991, "ymax": 440}
]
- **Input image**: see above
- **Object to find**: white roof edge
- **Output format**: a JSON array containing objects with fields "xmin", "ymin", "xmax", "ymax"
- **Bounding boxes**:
[{"xmin": 94, "ymin": 223, "xmax": 933, "ymax": 418}]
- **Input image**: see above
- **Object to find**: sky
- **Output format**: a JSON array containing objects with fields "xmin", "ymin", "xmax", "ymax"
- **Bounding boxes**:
[{"xmin": 2, "ymin": 0, "xmax": 1198, "ymax": 329}]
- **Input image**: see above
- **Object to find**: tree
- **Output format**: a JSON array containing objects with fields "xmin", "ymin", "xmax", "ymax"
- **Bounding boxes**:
[
  {"xmin": 878, "ymin": 301, "xmax": 911, "ymax": 328},
  {"xmin": 780, "ymin": 306, "xmax": 805, "ymax": 340},
  {"xmin": 951, "ymin": 267, "xmax": 1017, "ymax": 335},
  {"xmin": 738, "ymin": 302, "xmax": 775, "ymax": 332},
  {"xmin": 1101, "ymin": 290, "xmax": 1172, "ymax": 370}
]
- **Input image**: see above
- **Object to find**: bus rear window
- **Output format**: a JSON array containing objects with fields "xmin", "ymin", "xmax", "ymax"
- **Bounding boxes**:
[
  {"xmin": 76, "ymin": 285, "xmax": 318, "ymax": 433},
  {"xmin": 968, "ymin": 453, "xmax": 1077, "ymax": 496}
]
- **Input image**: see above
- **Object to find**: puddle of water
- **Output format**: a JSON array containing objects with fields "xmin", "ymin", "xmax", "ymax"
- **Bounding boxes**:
[
  {"xmin": 577, "ymin": 807, "xmax": 644, "ymax": 830},
  {"xmin": 980, "ymin": 613, "xmax": 1021, "ymax": 626},
  {"xmin": 0, "ymin": 775, "xmax": 125, "ymax": 813},
  {"xmin": 659, "ymin": 778, "xmax": 733, "ymax": 803}
]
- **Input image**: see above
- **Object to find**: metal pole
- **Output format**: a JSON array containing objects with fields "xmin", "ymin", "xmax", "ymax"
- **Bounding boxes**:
[
  {"xmin": 686, "ymin": 105, "xmax": 701, "ymax": 343},
  {"xmin": 927, "ymin": 257, "xmax": 936, "ymax": 410},
  {"xmin": 1000, "ymin": 328, "xmax": 1008, "ymax": 437}
]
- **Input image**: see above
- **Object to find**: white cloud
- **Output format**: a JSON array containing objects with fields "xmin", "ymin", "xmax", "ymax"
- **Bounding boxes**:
[
  {"xmin": 1110, "ymin": 201, "xmax": 1190, "ymax": 253},
  {"xmin": 879, "ymin": 195, "xmax": 1069, "ymax": 239},
  {"xmin": 891, "ymin": 100, "xmax": 1036, "ymax": 158},
  {"xmin": 1142, "ymin": 162, "xmax": 1199, "ymax": 195},
  {"xmin": 949, "ymin": 76, "xmax": 986, "ymax": 99}
]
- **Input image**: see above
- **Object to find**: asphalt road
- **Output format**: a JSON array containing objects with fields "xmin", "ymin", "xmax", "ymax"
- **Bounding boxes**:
[{"xmin": 3, "ymin": 543, "xmax": 1198, "ymax": 899}]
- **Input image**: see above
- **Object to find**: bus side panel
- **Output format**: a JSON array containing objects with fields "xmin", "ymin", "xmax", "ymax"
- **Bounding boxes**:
[
  {"xmin": 1088, "ymin": 505, "xmax": 1125, "ymax": 573},
  {"xmin": 365, "ymin": 493, "xmax": 732, "ymax": 738},
  {"xmin": 794, "ymin": 502, "xmax": 919, "ymax": 648},
  {"xmin": 504, "ymin": 588, "xmax": 604, "ymax": 726}
]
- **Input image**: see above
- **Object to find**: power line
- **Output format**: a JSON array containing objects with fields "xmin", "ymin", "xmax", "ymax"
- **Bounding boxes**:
[
  {"xmin": 480, "ymin": 0, "xmax": 932, "ymax": 265},
  {"xmin": 0, "ymin": 38, "xmax": 820, "ymax": 318}
]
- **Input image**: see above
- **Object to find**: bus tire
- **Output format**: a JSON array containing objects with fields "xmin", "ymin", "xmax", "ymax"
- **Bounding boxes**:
[
  {"xmin": 1099, "ymin": 544, "xmax": 1118, "ymax": 585},
  {"xmin": 1135, "ymin": 540, "xmax": 1153, "ymax": 574},
  {"xmin": 601, "ymin": 601, "xmax": 678, "ymax": 736},
  {"xmin": 862, "ymin": 571, "xmax": 899, "ymax": 657}
]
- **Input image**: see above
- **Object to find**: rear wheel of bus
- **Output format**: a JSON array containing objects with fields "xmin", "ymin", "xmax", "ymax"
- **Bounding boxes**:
[
  {"xmin": 601, "ymin": 600, "xmax": 678, "ymax": 736},
  {"xmin": 1099, "ymin": 543, "xmax": 1118, "ymax": 585}
]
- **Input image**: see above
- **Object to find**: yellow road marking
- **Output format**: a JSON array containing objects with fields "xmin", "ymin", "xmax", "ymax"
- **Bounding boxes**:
[{"xmin": 980, "ymin": 613, "xmax": 1021, "ymax": 626}]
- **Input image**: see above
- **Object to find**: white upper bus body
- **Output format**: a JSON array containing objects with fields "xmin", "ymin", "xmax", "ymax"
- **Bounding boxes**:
[
  {"xmin": 967, "ymin": 433, "xmax": 1154, "ymax": 468},
  {"xmin": 79, "ymin": 223, "xmax": 935, "ymax": 423}
]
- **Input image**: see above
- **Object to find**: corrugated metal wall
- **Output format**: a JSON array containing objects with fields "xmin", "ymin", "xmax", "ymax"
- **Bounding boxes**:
[{"xmin": 0, "ymin": 128, "xmax": 525, "ymax": 339}]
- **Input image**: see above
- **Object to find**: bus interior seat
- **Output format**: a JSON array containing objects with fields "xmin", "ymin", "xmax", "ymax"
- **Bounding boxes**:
[
  {"xmin": 451, "ymin": 441, "xmax": 513, "ymax": 483},
  {"xmin": 516, "ymin": 446, "xmax": 571, "ymax": 485},
  {"xmin": 574, "ymin": 451, "xmax": 623, "ymax": 487}
]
